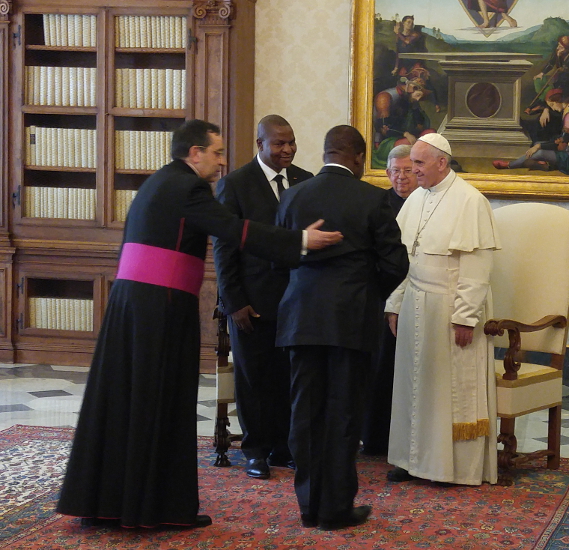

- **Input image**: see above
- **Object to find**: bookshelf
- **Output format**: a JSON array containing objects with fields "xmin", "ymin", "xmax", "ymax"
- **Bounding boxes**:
[{"xmin": 2, "ymin": 0, "xmax": 255, "ymax": 368}]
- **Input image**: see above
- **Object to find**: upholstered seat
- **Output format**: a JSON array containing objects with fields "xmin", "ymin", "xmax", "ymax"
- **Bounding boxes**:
[{"xmin": 485, "ymin": 202, "xmax": 569, "ymax": 484}]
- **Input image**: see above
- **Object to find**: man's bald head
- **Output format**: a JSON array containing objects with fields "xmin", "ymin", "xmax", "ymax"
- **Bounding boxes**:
[{"xmin": 256, "ymin": 115, "xmax": 297, "ymax": 171}]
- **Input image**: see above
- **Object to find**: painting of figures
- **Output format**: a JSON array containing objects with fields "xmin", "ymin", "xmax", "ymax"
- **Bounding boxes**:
[{"xmin": 368, "ymin": 0, "xmax": 569, "ymax": 185}]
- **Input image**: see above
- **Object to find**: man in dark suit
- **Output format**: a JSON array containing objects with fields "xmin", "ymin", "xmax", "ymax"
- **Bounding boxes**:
[
  {"xmin": 213, "ymin": 115, "xmax": 313, "ymax": 479},
  {"xmin": 276, "ymin": 125, "xmax": 409, "ymax": 530}
]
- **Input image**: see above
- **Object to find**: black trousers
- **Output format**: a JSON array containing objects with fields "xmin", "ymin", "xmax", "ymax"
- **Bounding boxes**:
[
  {"xmin": 288, "ymin": 345, "xmax": 369, "ymax": 521},
  {"xmin": 361, "ymin": 317, "xmax": 396, "ymax": 453},
  {"xmin": 228, "ymin": 316, "xmax": 291, "ymax": 461}
]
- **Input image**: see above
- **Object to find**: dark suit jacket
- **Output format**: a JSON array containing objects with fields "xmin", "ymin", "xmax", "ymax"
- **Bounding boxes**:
[
  {"xmin": 275, "ymin": 165, "xmax": 409, "ymax": 353},
  {"xmin": 213, "ymin": 157, "xmax": 313, "ymax": 320}
]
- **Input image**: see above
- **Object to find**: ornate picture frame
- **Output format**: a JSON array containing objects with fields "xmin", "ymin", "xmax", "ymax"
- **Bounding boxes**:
[{"xmin": 350, "ymin": 0, "xmax": 569, "ymax": 200}]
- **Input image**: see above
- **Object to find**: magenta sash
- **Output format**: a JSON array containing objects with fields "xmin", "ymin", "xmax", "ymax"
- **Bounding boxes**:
[{"xmin": 116, "ymin": 243, "xmax": 204, "ymax": 296}]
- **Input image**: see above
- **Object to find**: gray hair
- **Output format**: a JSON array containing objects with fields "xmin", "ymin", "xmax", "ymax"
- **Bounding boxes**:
[{"xmin": 387, "ymin": 144, "xmax": 412, "ymax": 168}]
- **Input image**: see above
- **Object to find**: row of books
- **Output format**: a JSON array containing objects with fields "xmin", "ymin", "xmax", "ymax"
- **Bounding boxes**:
[
  {"xmin": 42, "ymin": 14, "xmax": 97, "ymax": 48},
  {"xmin": 26, "ymin": 127, "xmax": 97, "ymax": 169},
  {"xmin": 115, "ymin": 131, "xmax": 171, "ymax": 170},
  {"xmin": 29, "ymin": 297, "xmax": 94, "ymax": 332},
  {"xmin": 25, "ymin": 66, "xmax": 97, "ymax": 107},
  {"xmin": 115, "ymin": 68, "xmax": 186, "ymax": 109},
  {"xmin": 115, "ymin": 16, "xmax": 187, "ymax": 49},
  {"xmin": 115, "ymin": 189, "xmax": 138, "ymax": 222},
  {"xmin": 24, "ymin": 187, "xmax": 96, "ymax": 220}
]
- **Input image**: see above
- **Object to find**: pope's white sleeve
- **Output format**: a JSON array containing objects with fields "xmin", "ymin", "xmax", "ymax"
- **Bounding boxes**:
[{"xmin": 451, "ymin": 248, "xmax": 493, "ymax": 327}]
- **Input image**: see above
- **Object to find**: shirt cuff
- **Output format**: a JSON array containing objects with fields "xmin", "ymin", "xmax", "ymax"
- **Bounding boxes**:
[{"xmin": 301, "ymin": 230, "xmax": 308, "ymax": 256}]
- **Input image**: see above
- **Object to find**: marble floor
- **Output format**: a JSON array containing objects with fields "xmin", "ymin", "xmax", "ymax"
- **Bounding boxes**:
[{"xmin": 1, "ymin": 362, "xmax": 569, "ymax": 457}]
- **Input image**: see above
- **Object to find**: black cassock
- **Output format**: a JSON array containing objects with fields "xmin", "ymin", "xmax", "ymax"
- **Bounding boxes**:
[{"xmin": 57, "ymin": 159, "xmax": 301, "ymax": 527}]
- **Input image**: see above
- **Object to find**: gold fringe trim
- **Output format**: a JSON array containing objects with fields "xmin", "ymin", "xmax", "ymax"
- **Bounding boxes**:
[{"xmin": 452, "ymin": 419, "xmax": 490, "ymax": 441}]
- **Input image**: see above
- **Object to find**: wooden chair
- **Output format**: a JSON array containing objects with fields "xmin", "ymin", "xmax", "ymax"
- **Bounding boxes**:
[
  {"xmin": 212, "ymin": 306, "xmax": 240, "ymax": 466},
  {"xmin": 484, "ymin": 202, "xmax": 569, "ymax": 484}
]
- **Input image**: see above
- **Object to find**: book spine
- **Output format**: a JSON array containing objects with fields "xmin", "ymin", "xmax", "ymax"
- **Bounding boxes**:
[
  {"xmin": 61, "ymin": 14, "xmax": 68, "ymax": 47},
  {"xmin": 90, "ymin": 15, "xmax": 97, "ymax": 48},
  {"xmin": 89, "ymin": 67, "xmax": 97, "ymax": 107},
  {"xmin": 68, "ymin": 66, "xmax": 77, "ymax": 107},
  {"xmin": 43, "ymin": 15, "xmax": 51, "ymax": 46},
  {"xmin": 143, "ymin": 69, "xmax": 152, "ymax": 109},
  {"xmin": 165, "ymin": 69, "xmax": 173, "ymax": 109},
  {"xmin": 38, "ymin": 66, "xmax": 46, "ymax": 105},
  {"xmin": 75, "ymin": 66, "xmax": 84, "ymax": 107},
  {"xmin": 128, "ymin": 68, "xmax": 136, "ymax": 109}
]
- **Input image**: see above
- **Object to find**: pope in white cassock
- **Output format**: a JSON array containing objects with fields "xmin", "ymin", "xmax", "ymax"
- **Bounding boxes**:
[{"xmin": 385, "ymin": 133, "xmax": 500, "ymax": 486}]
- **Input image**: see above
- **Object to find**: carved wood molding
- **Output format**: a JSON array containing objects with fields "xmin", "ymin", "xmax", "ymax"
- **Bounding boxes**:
[
  {"xmin": 193, "ymin": 0, "xmax": 233, "ymax": 24},
  {"xmin": 0, "ymin": 0, "xmax": 11, "ymax": 21}
]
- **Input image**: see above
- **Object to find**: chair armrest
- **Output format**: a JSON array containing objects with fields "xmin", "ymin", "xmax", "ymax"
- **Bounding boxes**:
[
  {"xmin": 484, "ymin": 315, "xmax": 567, "ymax": 380},
  {"xmin": 484, "ymin": 315, "xmax": 567, "ymax": 335},
  {"xmin": 213, "ymin": 305, "xmax": 231, "ymax": 368}
]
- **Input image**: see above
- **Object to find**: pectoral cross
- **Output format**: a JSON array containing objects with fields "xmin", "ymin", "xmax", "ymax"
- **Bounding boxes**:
[{"xmin": 412, "ymin": 238, "xmax": 419, "ymax": 255}]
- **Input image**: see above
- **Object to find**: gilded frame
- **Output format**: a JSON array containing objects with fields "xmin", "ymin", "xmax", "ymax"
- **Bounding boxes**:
[{"xmin": 350, "ymin": 0, "xmax": 569, "ymax": 200}]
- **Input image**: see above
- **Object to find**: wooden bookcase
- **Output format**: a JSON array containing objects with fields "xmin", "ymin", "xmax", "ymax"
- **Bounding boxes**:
[{"xmin": 1, "ymin": 0, "xmax": 255, "ymax": 369}]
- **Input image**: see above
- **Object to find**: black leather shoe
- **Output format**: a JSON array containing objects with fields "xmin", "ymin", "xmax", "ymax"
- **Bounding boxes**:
[
  {"xmin": 267, "ymin": 455, "xmax": 296, "ymax": 469},
  {"xmin": 245, "ymin": 458, "xmax": 270, "ymax": 479},
  {"xmin": 156, "ymin": 515, "xmax": 212, "ymax": 530},
  {"xmin": 319, "ymin": 505, "xmax": 371, "ymax": 531},
  {"xmin": 188, "ymin": 515, "xmax": 213, "ymax": 528},
  {"xmin": 301, "ymin": 513, "xmax": 318, "ymax": 528},
  {"xmin": 387, "ymin": 467, "xmax": 416, "ymax": 482}
]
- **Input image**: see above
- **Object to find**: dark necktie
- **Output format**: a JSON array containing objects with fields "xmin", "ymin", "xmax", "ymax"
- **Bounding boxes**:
[{"xmin": 274, "ymin": 174, "xmax": 285, "ymax": 199}]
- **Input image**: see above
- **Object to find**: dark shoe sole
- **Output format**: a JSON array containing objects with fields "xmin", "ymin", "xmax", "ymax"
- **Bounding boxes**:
[
  {"xmin": 319, "ymin": 505, "xmax": 371, "ymax": 530},
  {"xmin": 245, "ymin": 470, "xmax": 270, "ymax": 479},
  {"xmin": 267, "ymin": 459, "xmax": 295, "ymax": 469},
  {"xmin": 387, "ymin": 467, "xmax": 416, "ymax": 482},
  {"xmin": 301, "ymin": 514, "xmax": 318, "ymax": 528}
]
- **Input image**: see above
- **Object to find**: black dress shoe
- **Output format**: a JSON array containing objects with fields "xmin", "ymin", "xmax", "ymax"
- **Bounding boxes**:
[
  {"xmin": 80, "ymin": 517, "xmax": 121, "ymax": 528},
  {"xmin": 387, "ymin": 467, "xmax": 416, "ymax": 482},
  {"xmin": 155, "ymin": 515, "xmax": 213, "ymax": 530},
  {"xmin": 267, "ymin": 455, "xmax": 296, "ymax": 469},
  {"xmin": 245, "ymin": 458, "xmax": 270, "ymax": 479},
  {"xmin": 300, "ymin": 513, "xmax": 318, "ymax": 528},
  {"xmin": 186, "ymin": 515, "xmax": 213, "ymax": 528},
  {"xmin": 319, "ymin": 505, "xmax": 372, "ymax": 531}
]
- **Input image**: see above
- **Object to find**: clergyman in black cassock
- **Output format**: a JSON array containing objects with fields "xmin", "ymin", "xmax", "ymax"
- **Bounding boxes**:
[
  {"xmin": 56, "ymin": 120, "xmax": 342, "ymax": 529},
  {"xmin": 361, "ymin": 144, "xmax": 418, "ymax": 455},
  {"xmin": 275, "ymin": 125, "xmax": 409, "ymax": 530}
]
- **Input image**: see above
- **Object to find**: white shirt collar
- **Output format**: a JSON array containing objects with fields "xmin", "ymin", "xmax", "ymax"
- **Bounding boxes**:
[
  {"xmin": 324, "ymin": 163, "xmax": 354, "ymax": 175},
  {"xmin": 257, "ymin": 154, "xmax": 288, "ymax": 183}
]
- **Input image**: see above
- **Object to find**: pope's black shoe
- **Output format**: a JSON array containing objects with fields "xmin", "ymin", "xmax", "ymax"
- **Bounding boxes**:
[
  {"xmin": 319, "ymin": 505, "xmax": 372, "ymax": 531},
  {"xmin": 387, "ymin": 467, "xmax": 416, "ymax": 482},
  {"xmin": 245, "ymin": 458, "xmax": 270, "ymax": 479}
]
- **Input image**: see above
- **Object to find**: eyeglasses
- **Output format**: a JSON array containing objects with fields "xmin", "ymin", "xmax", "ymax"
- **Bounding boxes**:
[{"xmin": 388, "ymin": 168, "xmax": 413, "ymax": 176}]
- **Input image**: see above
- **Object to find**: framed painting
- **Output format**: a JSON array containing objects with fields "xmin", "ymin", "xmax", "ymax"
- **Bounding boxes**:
[{"xmin": 350, "ymin": 0, "xmax": 569, "ymax": 199}]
